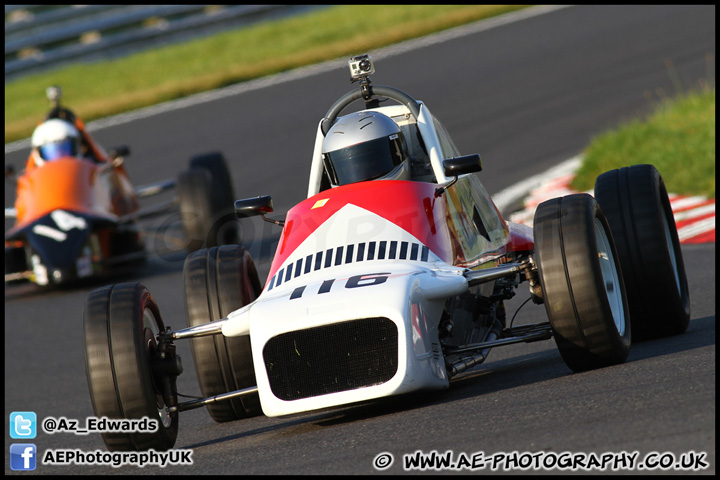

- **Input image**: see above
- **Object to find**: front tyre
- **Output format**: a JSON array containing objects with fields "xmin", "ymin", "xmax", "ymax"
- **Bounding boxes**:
[
  {"xmin": 83, "ymin": 283, "xmax": 178, "ymax": 451},
  {"xmin": 184, "ymin": 245, "xmax": 263, "ymax": 422},
  {"xmin": 534, "ymin": 194, "xmax": 631, "ymax": 372},
  {"xmin": 594, "ymin": 164, "xmax": 690, "ymax": 340}
]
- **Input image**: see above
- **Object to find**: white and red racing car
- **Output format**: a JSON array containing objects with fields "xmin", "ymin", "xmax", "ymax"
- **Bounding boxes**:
[{"xmin": 82, "ymin": 54, "xmax": 690, "ymax": 451}]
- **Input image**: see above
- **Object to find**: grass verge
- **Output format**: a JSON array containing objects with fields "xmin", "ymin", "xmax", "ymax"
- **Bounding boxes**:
[
  {"xmin": 571, "ymin": 87, "xmax": 715, "ymax": 198},
  {"xmin": 5, "ymin": 5, "xmax": 529, "ymax": 143}
]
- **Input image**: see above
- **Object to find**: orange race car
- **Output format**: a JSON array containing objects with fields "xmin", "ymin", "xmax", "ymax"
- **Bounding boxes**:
[{"xmin": 5, "ymin": 86, "xmax": 239, "ymax": 287}]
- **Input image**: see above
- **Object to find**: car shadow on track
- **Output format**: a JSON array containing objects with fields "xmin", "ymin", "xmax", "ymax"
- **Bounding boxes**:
[{"xmin": 628, "ymin": 314, "xmax": 715, "ymax": 359}]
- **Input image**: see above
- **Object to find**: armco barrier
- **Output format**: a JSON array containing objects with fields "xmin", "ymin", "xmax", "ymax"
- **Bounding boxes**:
[{"xmin": 5, "ymin": 5, "xmax": 325, "ymax": 80}]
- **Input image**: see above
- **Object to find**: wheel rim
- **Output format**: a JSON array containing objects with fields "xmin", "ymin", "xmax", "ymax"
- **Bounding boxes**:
[
  {"xmin": 594, "ymin": 218, "xmax": 626, "ymax": 335},
  {"xmin": 142, "ymin": 308, "xmax": 173, "ymax": 429}
]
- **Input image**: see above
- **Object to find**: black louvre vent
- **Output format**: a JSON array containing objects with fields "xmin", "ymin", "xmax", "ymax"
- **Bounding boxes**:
[
  {"xmin": 263, "ymin": 317, "xmax": 398, "ymax": 401},
  {"xmin": 266, "ymin": 242, "xmax": 430, "ymax": 291}
]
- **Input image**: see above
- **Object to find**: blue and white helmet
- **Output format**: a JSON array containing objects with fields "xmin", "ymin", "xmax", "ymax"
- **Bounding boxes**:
[
  {"xmin": 31, "ymin": 118, "xmax": 80, "ymax": 165},
  {"xmin": 322, "ymin": 111, "xmax": 409, "ymax": 186}
]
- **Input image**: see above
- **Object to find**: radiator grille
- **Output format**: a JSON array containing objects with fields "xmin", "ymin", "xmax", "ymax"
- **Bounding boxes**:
[{"xmin": 263, "ymin": 317, "xmax": 398, "ymax": 401}]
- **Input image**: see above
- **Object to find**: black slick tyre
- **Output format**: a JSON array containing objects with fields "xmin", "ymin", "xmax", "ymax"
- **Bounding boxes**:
[
  {"xmin": 178, "ymin": 169, "xmax": 217, "ymax": 252},
  {"xmin": 189, "ymin": 152, "xmax": 239, "ymax": 246},
  {"xmin": 184, "ymin": 245, "xmax": 263, "ymax": 422},
  {"xmin": 83, "ymin": 283, "xmax": 178, "ymax": 451},
  {"xmin": 534, "ymin": 194, "xmax": 631, "ymax": 372},
  {"xmin": 594, "ymin": 164, "xmax": 690, "ymax": 340}
]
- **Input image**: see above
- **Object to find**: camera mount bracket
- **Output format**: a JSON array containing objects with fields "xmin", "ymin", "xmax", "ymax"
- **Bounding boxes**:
[{"xmin": 348, "ymin": 54, "xmax": 376, "ymax": 103}]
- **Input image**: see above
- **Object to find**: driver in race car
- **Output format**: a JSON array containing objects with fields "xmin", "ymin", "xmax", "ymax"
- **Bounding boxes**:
[
  {"xmin": 30, "ymin": 118, "xmax": 82, "ymax": 166},
  {"xmin": 322, "ymin": 111, "xmax": 411, "ymax": 187},
  {"xmin": 28, "ymin": 107, "xmax": 107, "ymax": 170}
]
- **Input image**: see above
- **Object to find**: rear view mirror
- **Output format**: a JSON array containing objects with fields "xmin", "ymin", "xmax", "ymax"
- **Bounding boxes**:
[
  {"xmin": 235, "ymin": 195, "xmax": 284, "ymax": 226},
  {"xmin": 108, "ymin": 146, "xmax": 130, "ymax": 159},
  {"xmin": 235, "ymin": 195, "xmax": 274, "ymax": 218},
  {"xmin": 442, "ymin": 154, "xmax": 482, "ymax": 176},
  {"xmin": 436, "ymin": 154, "xmax": 482, "ymax": 197}
]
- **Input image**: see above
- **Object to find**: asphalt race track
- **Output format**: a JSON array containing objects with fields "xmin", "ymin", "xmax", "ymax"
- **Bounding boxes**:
[{"xmin": 4, "ymin": 5, "xmax": 715, "ymax": 475}]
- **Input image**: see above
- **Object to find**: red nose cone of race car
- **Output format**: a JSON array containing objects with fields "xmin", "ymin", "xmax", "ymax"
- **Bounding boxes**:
[{"xmin": 266, "ymin": 180, "xmax": 457, "ymax": 285}]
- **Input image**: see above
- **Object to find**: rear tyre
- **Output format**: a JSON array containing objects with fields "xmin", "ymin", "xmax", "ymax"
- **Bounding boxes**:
[
  {"xmin": 534, "ymin": 194, "xmax": 631, "ymax": 372},
  {"xmin": 189, "ymin": 152, "xmax": 239, "ymax": 246},
  {"xmin": 184, "ymin": 245, "xmax": 263, "ymax": 422},
  {"xmin": 178, "ymin": 169, "xmax": 218, "ymax": 252},
  {"xmin": 594, "ymin": 164, "xmax": 690, "ymax": 340},
  {"xmin": 83, "ymin": 283, "xmax": 178, "ymax": 451}
]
